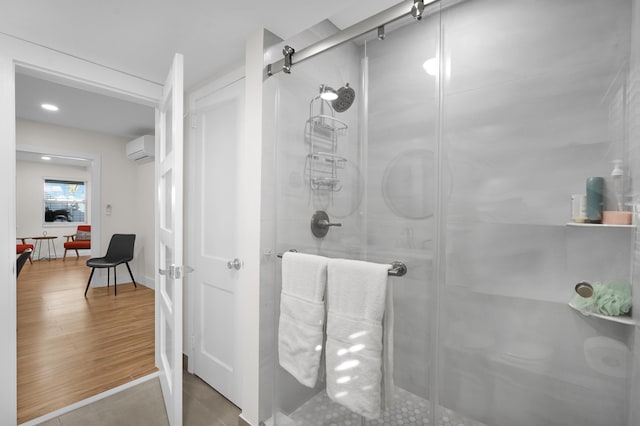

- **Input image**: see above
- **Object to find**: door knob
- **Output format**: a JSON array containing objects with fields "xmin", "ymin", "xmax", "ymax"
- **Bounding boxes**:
[{"xmin": 227, "ymin": 258, "xmax": 242, "ymax": 270}]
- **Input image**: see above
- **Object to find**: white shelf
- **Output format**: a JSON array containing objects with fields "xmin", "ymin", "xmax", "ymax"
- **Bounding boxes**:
[
  {"xmin": 566, "ymin": 222, "xmax": 635, "ymax": 228},
  {"xmin": 568, "ymin": 301, "xmax": 636, "ymax": 326}
]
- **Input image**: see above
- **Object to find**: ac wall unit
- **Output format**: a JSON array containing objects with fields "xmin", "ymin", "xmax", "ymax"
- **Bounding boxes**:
[{"xmin": 126, "ymin": 135, "xmax": 155, "ymax": 163}]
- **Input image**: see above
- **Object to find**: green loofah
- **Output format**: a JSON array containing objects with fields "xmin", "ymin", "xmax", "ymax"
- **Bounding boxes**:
[{"xmin": 571, "ymin": 281, "xmax": 632, "ymax": 317}]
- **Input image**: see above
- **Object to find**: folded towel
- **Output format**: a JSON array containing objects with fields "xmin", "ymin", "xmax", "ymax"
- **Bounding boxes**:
[
  {"xmin": 278, "ymin": 252, "xmax": 328, "ymax": 387},
  {"xmin": 326, "ymin": 258, "xmax": 390, "ymax": 419}
]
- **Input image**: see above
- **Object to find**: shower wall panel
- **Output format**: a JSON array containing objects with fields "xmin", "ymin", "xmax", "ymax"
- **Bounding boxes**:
[{"xmin": 440, "ymin": 0, "xmax": 633, "ymax": 425}]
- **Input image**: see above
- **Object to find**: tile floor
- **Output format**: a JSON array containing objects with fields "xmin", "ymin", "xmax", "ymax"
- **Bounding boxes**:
[
  {"xmin": 35, "ymin": 372, "xmax": 240, "ymax": 426},
  {"xmin": 288, "ymin": 386, "xmax": 486, "ymax": 426}
]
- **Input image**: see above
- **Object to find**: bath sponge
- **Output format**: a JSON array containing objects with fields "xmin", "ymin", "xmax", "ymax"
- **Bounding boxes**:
[{"xmin": 571, "ymin": 281, "xmax": 632, "ymax": 317}]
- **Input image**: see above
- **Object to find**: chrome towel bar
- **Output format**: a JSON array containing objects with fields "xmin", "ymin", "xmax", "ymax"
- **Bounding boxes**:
[{"xmin": 276, "ymin": 250, "xmax": 407, "ymax": 277}]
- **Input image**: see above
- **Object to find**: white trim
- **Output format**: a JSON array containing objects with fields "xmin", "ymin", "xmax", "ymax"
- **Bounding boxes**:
[
  {"xmin": 18, "ymin": 372, "xmax": 160, "ymax": 426},
  {"xmin": 1, "ymin": 55, "xmax": 17, "ymax": 425},
  {"xmin": 238, "ymin": 29, "xmax": 265, "ymax": 426},
  {"xmin": 188, "ymin": 66, "xmax": 245, "ymax": 109}
]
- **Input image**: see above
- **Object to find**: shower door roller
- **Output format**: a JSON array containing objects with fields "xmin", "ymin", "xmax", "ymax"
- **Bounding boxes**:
[{"xmin": 227, "ymin": 258, "xmax": 242, "ymax": 270}]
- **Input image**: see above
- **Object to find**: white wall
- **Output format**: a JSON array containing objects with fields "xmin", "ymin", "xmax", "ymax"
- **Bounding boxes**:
[
  {"xmin": 16, "ymin": 119, "xmax": 156, "ymax": 286},
  {"xmin": 135, "ymin": 161, "xmax": 156, "ymax": 286}
]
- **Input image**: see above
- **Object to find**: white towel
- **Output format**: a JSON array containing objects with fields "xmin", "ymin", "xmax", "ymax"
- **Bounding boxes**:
[
  {"xmin": 278, "ymin": 252, "xmax": 328, "ymax": 387},
  {"xmin": 326, "ymin": 258, "xmax": 391, "ymax": 419}
]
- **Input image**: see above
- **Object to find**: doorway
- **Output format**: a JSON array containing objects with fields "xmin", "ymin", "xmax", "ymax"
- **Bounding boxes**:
[{"xmin": 14, "ymin": 70, "xmax": 157, "ymax": 423}]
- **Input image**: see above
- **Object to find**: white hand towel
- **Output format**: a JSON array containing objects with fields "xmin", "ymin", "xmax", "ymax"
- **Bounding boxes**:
[
  {"xmin": 278, "ymin": 252, "xmax": 328, "ymax": 387},
  {"xmin": 326, "ymin": 258, "xmax": 390, "ymax": 419}
]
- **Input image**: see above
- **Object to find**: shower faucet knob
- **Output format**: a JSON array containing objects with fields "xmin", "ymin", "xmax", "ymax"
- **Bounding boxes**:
[
  {"xmin": 318, "ymin": 220, "xmax": 342, "ymax": 228},
  {"xmin": 311, "ymin": 210, "xmax": 341, "ymax": 238}
]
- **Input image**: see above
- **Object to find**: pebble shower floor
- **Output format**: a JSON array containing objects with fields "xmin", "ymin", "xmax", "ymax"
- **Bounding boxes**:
[{"xmin": 288, "ymin": 386, "xmax": 487, "ymax": 426}]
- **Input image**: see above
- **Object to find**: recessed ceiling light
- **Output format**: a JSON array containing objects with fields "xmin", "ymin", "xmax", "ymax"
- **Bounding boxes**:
[
  {"xmin": 41, "ymin": 156, "xmax": 51, "ymax": 160},
  {"xmin": 41, "ymin": 103, "xmax": 59, "ymax": 112}
]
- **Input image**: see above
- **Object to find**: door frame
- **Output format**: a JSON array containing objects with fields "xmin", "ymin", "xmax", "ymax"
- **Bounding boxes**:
[
  {"xmin": 0, "ymin": 34, "xmax": 162, "ymax": 425},
  {"xmin": 185, "ymin": 67, "xmax": 245, "ymax": 407}
]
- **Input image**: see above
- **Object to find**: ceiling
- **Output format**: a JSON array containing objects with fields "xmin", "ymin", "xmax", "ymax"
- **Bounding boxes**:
[{"xmin": 7, "ymin": 0, "xmax": 398, "ymax": 140}]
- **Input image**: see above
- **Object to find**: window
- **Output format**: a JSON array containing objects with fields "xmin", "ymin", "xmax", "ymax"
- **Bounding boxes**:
[{"xmin": 43, "ymin": 179, "xmax": 87, "ymax": 224}]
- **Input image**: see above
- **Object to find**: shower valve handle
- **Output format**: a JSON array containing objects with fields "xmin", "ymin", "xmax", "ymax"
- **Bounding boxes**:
[
  {"xmin": 311, "ymin": 210, "xmax": 341, "ymax": 238},
  {"xmin": 318, "ymin": 220, "xmax": 342, "ymax": 228}
]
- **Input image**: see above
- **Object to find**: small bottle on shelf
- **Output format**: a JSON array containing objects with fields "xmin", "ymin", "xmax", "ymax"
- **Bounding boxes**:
[{"xmin": 585, "ymin": 176, "xmax": 604, "ymax": 223}]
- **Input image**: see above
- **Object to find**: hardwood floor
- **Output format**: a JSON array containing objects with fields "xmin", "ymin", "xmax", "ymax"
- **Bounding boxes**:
[{"xmin": 17, "ymin": 257, "xmax": 156, "ymax": 424}]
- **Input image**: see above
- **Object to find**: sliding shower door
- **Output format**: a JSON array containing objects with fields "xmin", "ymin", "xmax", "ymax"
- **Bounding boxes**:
[
  {"xmin": 438, "ymin": 0, "xmax": 633, "ymax": 425},
  {"xmin": 262, "ymin": 20, "xmax": 372, "ymax": 425},
  {"xmin": 262, "ymin": 3, "xmax": 443, "ymax": 424},
  {"xmin": 261, "ymin": 0, "xmax": 635, "ymax": 425},
  {"xmin": 361, "ymin": 9, "xmax": 442, "ymax": 426}
]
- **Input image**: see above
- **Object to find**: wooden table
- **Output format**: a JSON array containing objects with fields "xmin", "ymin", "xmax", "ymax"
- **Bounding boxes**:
[{"xmin": 32, "ymin": 236, "xmax": 58, "ymax": 261}]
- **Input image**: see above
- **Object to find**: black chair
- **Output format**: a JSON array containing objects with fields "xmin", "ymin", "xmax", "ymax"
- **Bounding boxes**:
[
  {"xmin": 85, "ymin": 234, "xmax": 137, "ymax": 296},
  {"xmin": 17, "ymin": 249, "xmax": 32, "ymax": 278}
]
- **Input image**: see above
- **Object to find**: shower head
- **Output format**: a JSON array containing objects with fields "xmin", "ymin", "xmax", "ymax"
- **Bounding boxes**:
[
  {"xmin": 331, "ymin": 83, "xmax": 355, "ymax": 113},
  {"xmin": 319, "ymin": 84, "xmax": 338, "ymax": 101}
]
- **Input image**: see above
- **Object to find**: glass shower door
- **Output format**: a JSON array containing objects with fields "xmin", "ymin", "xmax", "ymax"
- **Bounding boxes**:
[
  {"xmin": 264, "ymin": 5, "xmax": 443, "ymax": 425},
  {"xmin": 438, "ymin": 0, "xmax": 633, "ymax": 425}
]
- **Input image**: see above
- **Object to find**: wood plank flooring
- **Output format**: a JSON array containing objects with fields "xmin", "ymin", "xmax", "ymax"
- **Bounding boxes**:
[{"xmin": 17, "ymin": 257, "xmax": 156, "ymax": 424}]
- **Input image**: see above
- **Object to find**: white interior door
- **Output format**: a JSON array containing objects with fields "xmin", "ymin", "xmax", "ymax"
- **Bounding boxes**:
[
  {"xmin": 156, "ymin": 53, "xmax": 184, "ymax": 425},
  {"xmin": 190, "ymin": 76, "xmax": 244, "ymax": 406}
]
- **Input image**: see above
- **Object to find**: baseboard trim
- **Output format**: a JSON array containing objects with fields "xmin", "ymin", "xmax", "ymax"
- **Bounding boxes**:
[{"xmin": 239, "ymin": 413, "xmax": 253, "ymax": 426}]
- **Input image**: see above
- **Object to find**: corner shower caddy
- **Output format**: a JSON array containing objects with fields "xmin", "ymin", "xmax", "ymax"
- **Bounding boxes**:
[{"xmin": 304, "ymin": 94, "xmax": 348, "ymax": 192}]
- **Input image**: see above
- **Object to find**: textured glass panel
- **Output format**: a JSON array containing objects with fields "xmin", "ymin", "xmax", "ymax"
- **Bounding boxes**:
[
  {"xmin": 164, "ymin": 244, "xmax": 174, "ymax": 301},
  {"xmin": 165, "ymin": 93, "xmax": 173, "ymax": 156},
  {"xmin": 163, "ymin": 169, "xmax": 173, "ymax": 231},
  {"xmin": 266, "ymin": 12, "xmax": 439, "ymax": 426},
  {"xmin": 164, "ymin": 316, "xmax": 174, "ymax": 373}
]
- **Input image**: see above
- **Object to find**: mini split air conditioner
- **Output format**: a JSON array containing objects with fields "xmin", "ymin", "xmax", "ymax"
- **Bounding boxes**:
[{"xmin": 126, "ymin": 135, "xmax": 155, "ymax": 163}]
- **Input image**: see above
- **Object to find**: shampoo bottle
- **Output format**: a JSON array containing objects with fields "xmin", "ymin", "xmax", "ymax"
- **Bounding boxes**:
[
  {"xmin": 586, "ymin": 177, "xmax": 604, "ymax": 223},
  {"xmin": 611, "ymin": 160, "xmax": 624, "ymax": 211}
]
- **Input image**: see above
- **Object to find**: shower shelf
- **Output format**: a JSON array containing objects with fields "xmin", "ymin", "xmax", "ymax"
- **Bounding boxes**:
[
  {"xmin": 566, "ymin": 222, "xmax": 635, "ymax": 228},
  {"xmin": 310, "ymin": 177, "xmax": 342, "ymax": 191},
  {"xmin": 567, "ymin": 301, "xmax": 636, "ymax": 326},
  {"xmin": 304, "ymin": 97, "xmax": 348, "ymax": 193},
  {"xmin": 305, "ymin": 152, "xmax": 347, "ymax": 192},
  {"xmin": 308, "ymin": 152, "xmax": 347, "ymax": 168},
  {"xmin": 305, "ymin": 115, "xmax": 348, "ymax": 140}
]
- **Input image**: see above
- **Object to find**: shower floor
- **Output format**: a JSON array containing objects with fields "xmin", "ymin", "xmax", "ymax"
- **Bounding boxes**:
[{"xmin": 287, "ymin": 386, "xmax": 487, "ymax": 426}]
